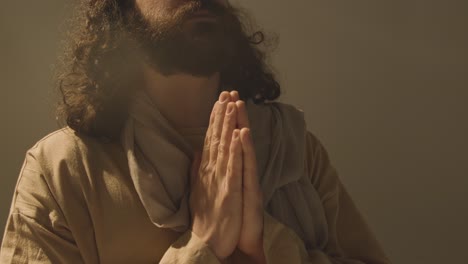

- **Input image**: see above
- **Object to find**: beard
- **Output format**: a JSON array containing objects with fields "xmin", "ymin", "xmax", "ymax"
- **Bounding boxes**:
[{"xmin": 127, "ymin": 0, "xmax": 251, "ymax": 77}]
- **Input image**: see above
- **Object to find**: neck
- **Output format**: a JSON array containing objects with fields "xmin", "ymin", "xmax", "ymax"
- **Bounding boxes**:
[{"xmin": 141, "ymin": 64, "xmax": 220, "ymax": 130}]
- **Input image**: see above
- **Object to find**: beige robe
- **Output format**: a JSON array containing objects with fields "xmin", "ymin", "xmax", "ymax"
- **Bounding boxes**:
[{"xmin": 0, "ymin": 126, "xmax": 390, "ymax": 263}]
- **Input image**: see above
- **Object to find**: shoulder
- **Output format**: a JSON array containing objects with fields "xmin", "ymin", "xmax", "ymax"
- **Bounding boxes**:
[
  {"xmin": 29, "ymin": 126, "xmax": 103, "ymax": 154},
  {"xmin": 26, "ymin": 126, "xmax": 121, "ymax": 173},
  {"xmin": 304, "ymin": 130, "xmax": 326, "ymax": 156},
  {"xmin": 303, "ymin": 129, "xmax": 341, "ymax": 194},
  {"xmin": 261, "ymin": 101, "xmax": 326, "ymax": 155},
  {"xmin": 28, "ymin": 127, "xmax": 82, "ymax": 158},
  {"xmin": 18, "ymin": 127, "xmax": 126, "ymax": 202},
  {"xmin": 271, "ymin": 101, "xmax": 306, "ymax": 132},
  {"xmin": 270, "ymin": 101, "xmax": 305, "ymax": 114},
  {"xmin": 247, "ymin": 100, "xmax": 306, "ymax": 141},
  {"xmin": 256, "ymin": 100, "xmax": 305, "ymax": 120},
  {"xmin": 15, "ymin": 126, "xmax": 125, "ymax": 212},
  {"xmin": 259, "ymin": 101, "xmax": 327, "ymax": 156},
  {"xmin": 10, "ymin": 128, "xmax": 112, "ymax": 234}
]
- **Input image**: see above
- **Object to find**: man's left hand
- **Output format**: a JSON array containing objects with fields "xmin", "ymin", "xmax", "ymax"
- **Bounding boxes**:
[{"xmin": 229, "ymin": 91, "xmax": 266, "ymax": 263}]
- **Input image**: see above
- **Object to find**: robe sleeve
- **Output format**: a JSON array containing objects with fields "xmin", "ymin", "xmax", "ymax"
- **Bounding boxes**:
[
  {"xmin": 0, "ymin": 152, "xmax": 84, "ymax": 264},
  {"xmin": 256, "ymin": 131, "xmax": 392, "ymax": 264}
]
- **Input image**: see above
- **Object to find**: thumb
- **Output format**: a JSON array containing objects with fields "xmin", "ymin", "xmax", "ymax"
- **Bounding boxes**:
[{"xmin": 190, "ymin": 151, "xmax": 202, "ymax": 186}]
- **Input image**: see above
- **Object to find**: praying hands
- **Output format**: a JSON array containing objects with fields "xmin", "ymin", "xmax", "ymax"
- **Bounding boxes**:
[{"xmin": 189, "ymin": 91, "xmax": 266, "ymax": 263}]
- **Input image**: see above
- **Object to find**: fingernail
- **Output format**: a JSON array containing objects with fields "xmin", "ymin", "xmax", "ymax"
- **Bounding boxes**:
[
  {"xmin": 234, "ymin": 130, "xmax": 240, "ymax": 139},
  {"xmin": 236, "ymin": 100, "xmax": 245, "ymax": 109},
  {"xmin": 231, "ymin": 90, "xmax": 239, "ymax": 98},
  {"xmin": 220, "ymin": 93, "xmax": 229, "ymax": 103},
  {"xmin": 227, "ymin": 103, "xmax": 234, "ymax": 114}
]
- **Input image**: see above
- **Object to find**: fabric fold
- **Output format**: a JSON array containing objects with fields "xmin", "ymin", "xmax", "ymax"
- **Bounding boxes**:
[{"xmin": 121, "ymin": 89, "xmax": 329, "ymax": 250}]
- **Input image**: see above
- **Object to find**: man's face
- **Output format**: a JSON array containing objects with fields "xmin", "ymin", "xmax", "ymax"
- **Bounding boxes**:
[{"xmin": 130, "ymin": 0, "xmax": 243, "ymax": 77}]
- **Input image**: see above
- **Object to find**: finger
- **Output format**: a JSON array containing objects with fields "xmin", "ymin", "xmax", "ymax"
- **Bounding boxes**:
[
  {"xmin": 226, "ymin": 129, "xmax": 242, "ymax": 193},
  {"xmin": 230, "ymin": 90, "xmax": 240, "ymax": 102},
  {"xmin": 190, "ymin": 151, "xmax": 202, "ymax": 187},
  {"xmin": 240, "ymin": 128, "xmax": 260, "ymax": 193},
  {"xmin": 216, "ymin": 102, "xmax": 237, "ymax": 179},
  {"xmin": 235, "ymin": 100, "xmax": 250, "ymax": 129},
  {"xmin": 209, "ymin": 92, "xmax": 230, "ymax": 164},
  {"xmin": 201, "ymin": 102, "xmax": 217, "ymax": 164}
]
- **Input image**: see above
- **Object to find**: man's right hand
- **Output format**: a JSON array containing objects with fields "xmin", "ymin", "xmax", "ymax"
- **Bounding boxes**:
[{"xmin": 189, "ymin": 91, "xmax": 242, "ymax": 260}]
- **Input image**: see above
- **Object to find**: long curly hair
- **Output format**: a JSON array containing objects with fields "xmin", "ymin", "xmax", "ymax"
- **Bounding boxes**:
[{"xmin": 56, "ymin": 0, "xmax": 281, "ymax": 141}]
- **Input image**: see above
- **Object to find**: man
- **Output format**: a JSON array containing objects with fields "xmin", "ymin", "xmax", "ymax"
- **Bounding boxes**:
[{"xmin": 0, "ymin": 0, "xmax": 390, "ymax": 263}]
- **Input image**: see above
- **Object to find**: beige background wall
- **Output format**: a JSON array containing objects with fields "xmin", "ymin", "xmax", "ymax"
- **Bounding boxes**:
[{"xmin": 1, "ymin": 1, "xmax": 467, "ymax": 263}]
